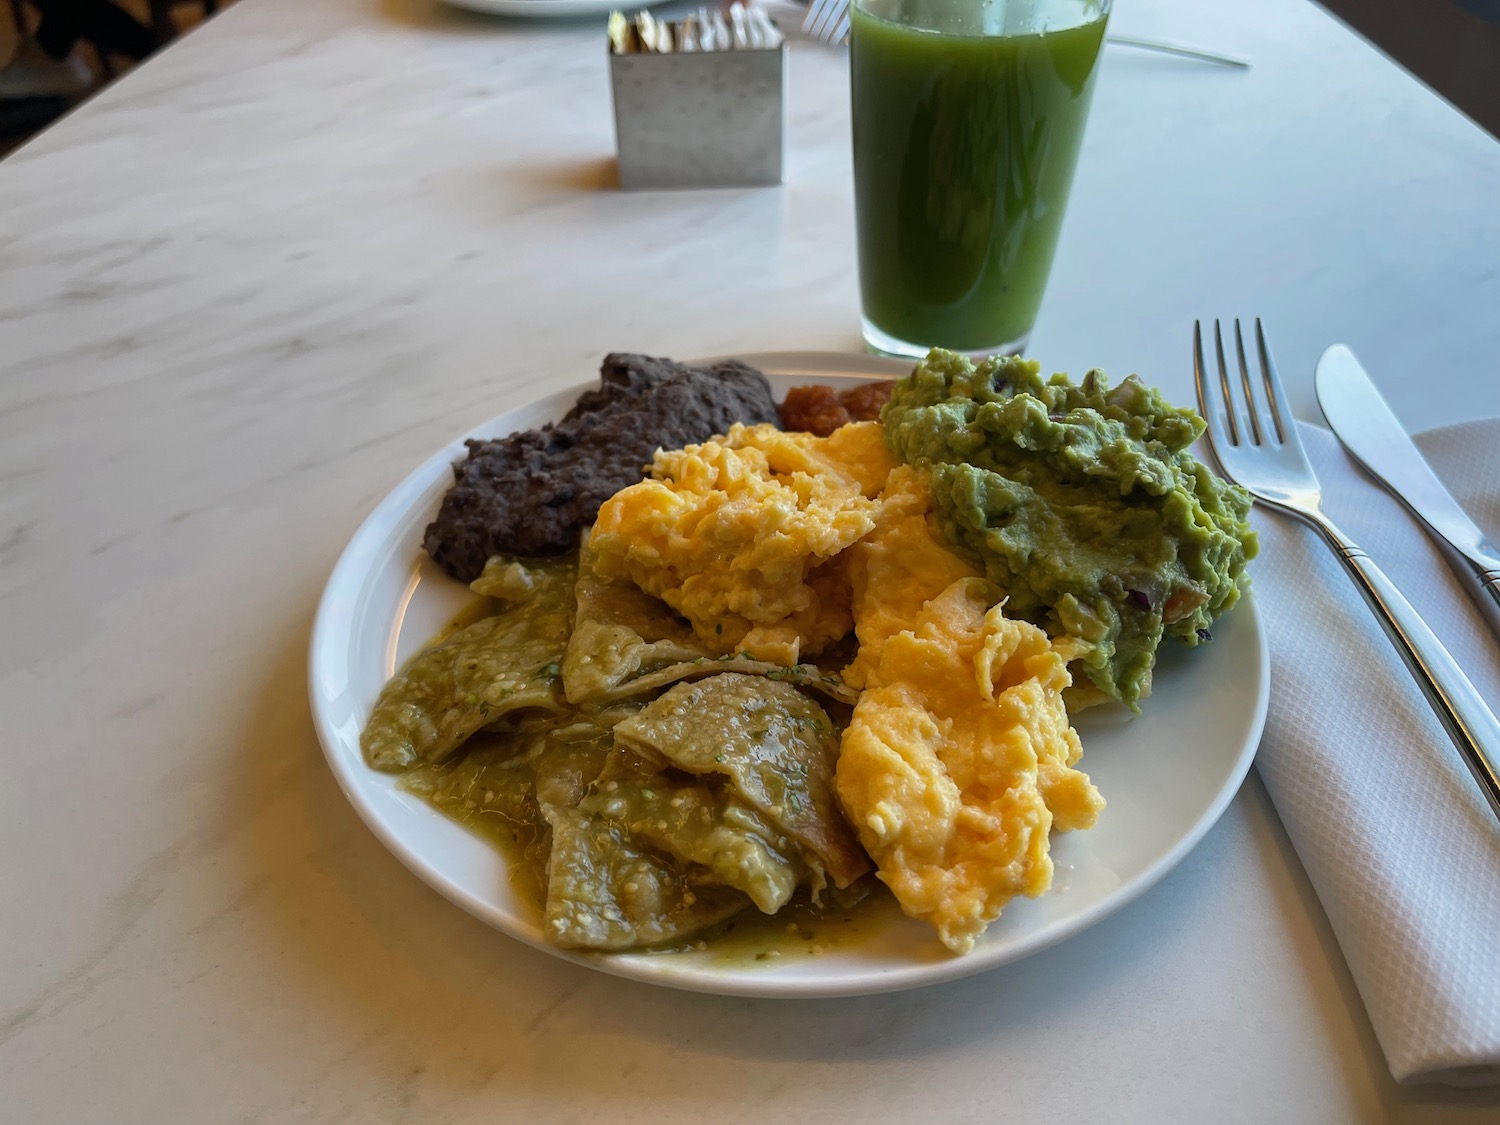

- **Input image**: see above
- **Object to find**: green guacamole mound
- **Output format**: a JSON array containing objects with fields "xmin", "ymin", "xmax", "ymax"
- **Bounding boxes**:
[{"xmin": 882, "ymin": 348, "xmax": 1257, "ymax": 710}]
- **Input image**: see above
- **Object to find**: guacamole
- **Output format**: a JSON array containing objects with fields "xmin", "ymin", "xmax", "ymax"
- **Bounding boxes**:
[{"xmin": 882, "ymin": 349, "xmax": 1256, "ymax": 709}]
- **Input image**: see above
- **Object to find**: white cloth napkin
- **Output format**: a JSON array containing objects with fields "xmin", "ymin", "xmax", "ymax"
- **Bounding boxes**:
[{"xmin": 1251, "ymin": 418, "xmax": 1500, "ymax": 1086}]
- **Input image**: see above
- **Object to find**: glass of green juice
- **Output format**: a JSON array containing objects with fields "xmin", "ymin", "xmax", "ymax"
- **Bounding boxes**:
[{"xmin": 850, "ymin": 0, "xmax": 1111, "ymax": 358}]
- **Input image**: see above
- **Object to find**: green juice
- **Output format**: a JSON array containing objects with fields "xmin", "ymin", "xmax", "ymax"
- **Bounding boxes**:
[{"xmin": 850, "ymin": 0, "xmax": 1109, "ymax": 353}]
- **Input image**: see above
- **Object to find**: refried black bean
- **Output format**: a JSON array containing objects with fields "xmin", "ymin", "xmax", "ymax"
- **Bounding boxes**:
[{"xmin": 422, "ymin": 354, "xmax": 780, "ymax": 581}]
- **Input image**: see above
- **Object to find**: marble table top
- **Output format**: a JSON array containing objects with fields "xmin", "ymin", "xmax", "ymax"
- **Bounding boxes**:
[{"xmin": 2, "ymin": 0, "xmax": 1499, "ymax": 1121}]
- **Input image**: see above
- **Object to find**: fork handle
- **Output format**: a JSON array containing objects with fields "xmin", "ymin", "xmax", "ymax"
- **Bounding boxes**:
[{"xmin": 1312, "ymin": 514, "xmax": 1500, "ymax": 825}]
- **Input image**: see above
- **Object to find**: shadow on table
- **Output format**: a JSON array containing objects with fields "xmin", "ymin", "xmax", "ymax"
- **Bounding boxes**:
[
  {"xmin": 512, "ymin": 155, "xmax": 620, "ymax": 193},
  {"xmin": 218, "ymin": 616, "xmax": 1500, "ymax": 1118}
]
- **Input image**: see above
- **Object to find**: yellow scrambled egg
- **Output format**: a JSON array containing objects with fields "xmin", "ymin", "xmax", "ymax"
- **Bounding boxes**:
[
  {"xmin": 841, "ymin": 464, "xmax": 984, "ymax": 689},
  {"xmin": 590, "ymin": 422, "xmax": 894, "ymax": 665},
  {"xmin": 837, "ymin": 574, "xmax": 1105, "ymax": 954}
]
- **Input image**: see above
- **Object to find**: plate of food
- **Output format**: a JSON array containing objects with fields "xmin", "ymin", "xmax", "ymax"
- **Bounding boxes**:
[{"xmin": 308, "ymin": 349, "xmax": 1268, "ymax": 998}]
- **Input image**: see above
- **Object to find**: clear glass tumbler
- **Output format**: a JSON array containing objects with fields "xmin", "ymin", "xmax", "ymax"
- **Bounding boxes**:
[{"xmin": 850, "ymin": 0, "xmax": 1112, "ymax": 358}]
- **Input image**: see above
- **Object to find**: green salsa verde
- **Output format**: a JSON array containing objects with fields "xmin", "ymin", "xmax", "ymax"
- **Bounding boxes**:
[{"xmin": 850, "ymin": 0, "xmax": 1109, "ymax": 351}]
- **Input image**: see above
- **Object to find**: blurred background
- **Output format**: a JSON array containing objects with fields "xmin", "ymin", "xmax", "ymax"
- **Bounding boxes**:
[
  {"xmin": 0, "ymin": 0, "xmax": 1495, "ymax": 159},
  {"xmin": 1319, "ymin": 0, "xmax": 1499, "ymax": 137},
  {"xmin": 0, "ymin": 0, "xmax": 228, "ymax": 156}
]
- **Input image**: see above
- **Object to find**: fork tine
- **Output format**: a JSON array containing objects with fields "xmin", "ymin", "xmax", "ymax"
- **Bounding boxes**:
[
  {"xmin": 800, "ymin": 0, "xmax": 826, "ymax": 36},
  {"xmin": 1193, "ymin": 320, "xmax": 1234, "ymax": 458},
  {"xmin": 810, "ymin": 4, "xmax": 834, "ymax": 40},
  {"xmin": 806, "ymin": 0, "xmax": 840, "ymax": 40},
  {"xmin": 1211, "ymin": 319, "xmax": 1243, "ymax": 446},
  {"xmin": 1197, "ymin": 318, "xmax": 1325, "ymax": 511},
  {"xmin": 1254, "ymin": 318, "xmax": 1291, "ymax": 445},
  {"xmin": 805, "ymin": 0, "xmax": 850, "ymax": 43},
  {"xmin": 1232, "ymin": 319, "xmax": 1264, "ymax": 445}
]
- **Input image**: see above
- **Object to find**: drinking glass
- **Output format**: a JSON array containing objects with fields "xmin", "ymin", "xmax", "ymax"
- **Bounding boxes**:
[{"xmin": 850, "ymin": 0, "xmax": 1112, "ymax": 358}]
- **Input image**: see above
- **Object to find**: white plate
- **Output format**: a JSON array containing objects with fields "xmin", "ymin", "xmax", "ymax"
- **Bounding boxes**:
[
  {"xmin": 309, "ymin": 351, "xmax": 1270, "ymax": 998},
  {"xmin": 443, "ymin": 0, "xmax": 666, "ymax": 19}
]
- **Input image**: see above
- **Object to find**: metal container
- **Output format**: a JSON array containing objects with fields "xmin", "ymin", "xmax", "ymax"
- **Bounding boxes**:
[{"xmin": 610, "ymin": 38, "xmax": 786, "ymax": 190}]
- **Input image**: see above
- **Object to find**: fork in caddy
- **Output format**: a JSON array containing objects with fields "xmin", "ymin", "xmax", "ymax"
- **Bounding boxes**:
[
  {"xmin": 802, "ymin": 0, "xmax": 850, "ymax": 44},
  {"xmin": 1193, "ymin": 318, "xmax": 1500, "ymax": 824}
]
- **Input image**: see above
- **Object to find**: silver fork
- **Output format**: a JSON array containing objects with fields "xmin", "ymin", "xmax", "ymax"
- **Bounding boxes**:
[
  {"xmin": 1194, "ymin": 319, "xmax": 1500, "ymax": 824},
  {"xmin": 802, "ymin": 0, "xmax": 849, "ymax": 46}
]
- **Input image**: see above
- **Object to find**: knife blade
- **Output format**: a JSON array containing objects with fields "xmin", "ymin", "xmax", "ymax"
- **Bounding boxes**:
[{"xmin": 1315, "ymin": 344, "xmax": 1500, "ymax": 645}]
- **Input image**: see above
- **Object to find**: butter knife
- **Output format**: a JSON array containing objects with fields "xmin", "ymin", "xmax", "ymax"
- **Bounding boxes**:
[{"xmin": 1315, "ymin": 344, "xmax": 1500, "ymax": 645}]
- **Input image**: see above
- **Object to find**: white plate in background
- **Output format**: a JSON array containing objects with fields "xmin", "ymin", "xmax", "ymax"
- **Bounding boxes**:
[{"xmin": 443, "ymin": 0, "xmax": 667, "ymax": 20}]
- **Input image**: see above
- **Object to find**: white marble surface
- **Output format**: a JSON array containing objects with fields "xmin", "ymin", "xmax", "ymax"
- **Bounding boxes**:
[{"xmin": 2, "ymin": 0, "xmax": 1499, "ymax": 1121}]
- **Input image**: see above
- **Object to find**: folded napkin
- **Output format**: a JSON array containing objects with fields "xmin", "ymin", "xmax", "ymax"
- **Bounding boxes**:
[{"xmin": 1252, "ymin": 419, "xmax": 1500, "ymax": 1086}]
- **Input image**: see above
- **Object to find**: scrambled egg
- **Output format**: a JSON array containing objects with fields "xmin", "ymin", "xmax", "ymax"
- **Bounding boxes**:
[
  {"xmin": 836, "ymin": 576, "xmax": 1105, "ymax": 954},
  {"xmin": 841, "ymin": 464, "xmax": 984, "ymax": 690},
  {"xmin": 590, "ymin": 422, "xmax": 894, "ymax": 664}
]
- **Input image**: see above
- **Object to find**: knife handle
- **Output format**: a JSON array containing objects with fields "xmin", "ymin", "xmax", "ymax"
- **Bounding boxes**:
[
  {"xmin": 1317, "ymin": 518, "xmax": 1500, "ymax": 825},
  {"xmin": 1426, "ymin": 529, "xmax": 1500, "ymax": 651},
  {"xmin": 1477, "ymin": 567, "xmax": 1500, "ymax": 645}
]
